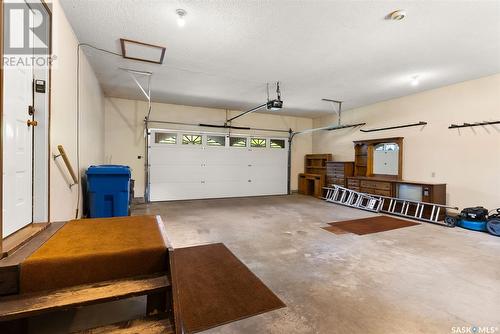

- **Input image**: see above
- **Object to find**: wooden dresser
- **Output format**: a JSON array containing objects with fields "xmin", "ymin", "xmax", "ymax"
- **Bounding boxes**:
[
  {"xmin": 346, "ymin": 177, "xmax": 445, "ymax": 202},
  {"xmin": 326, "ymin": 162, "xmax": 354, "ymax": 187},
  {"xmin": 346, "ymin": 176, "xmax": 447, "ymax": 219}
]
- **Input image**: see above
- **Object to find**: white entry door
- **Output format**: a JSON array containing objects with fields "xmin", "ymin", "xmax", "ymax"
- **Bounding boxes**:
[
  {"xmin": 149, "ymin": 131, "xmax": 288, "ymax": 201},
  {"xmin": 2, "ymin": 2, "xmax": 35, "ymax": 237}
]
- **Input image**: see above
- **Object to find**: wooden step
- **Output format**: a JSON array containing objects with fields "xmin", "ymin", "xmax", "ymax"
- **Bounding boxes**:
[
  {"xmin": 0, "ymin": 274, "xmax": 170, "ymax": 322},
  {"xmin": 74, "ymin": 315, "xmax": 174, "ymax": 334},
  {"xmin": 1, "ymin": 223, "xmax": 51, "ymax": 259}
]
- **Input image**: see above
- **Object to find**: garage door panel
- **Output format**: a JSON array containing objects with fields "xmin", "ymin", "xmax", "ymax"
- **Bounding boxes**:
[
  {"xmin": 204, "ymin": 165, "xmax": 250, "ymax": 181},
  {"xmin": 250, "ymin": 165, "xmax": 284, "ymax": 176},
  {"xmin": 250, "ymin": 179, "xmax": 287, "ymax": 195},
  {"xmin": 204, "ymin": 180, "xmax": 250, "ymax": 198},
  {"xmin": 150, "ymin": 165, "xmax": 202, "ymax": 183},
  {"xmin": 150, "ymin": 181, "xmax": 205, "ymax": 201},
  {"xmin": 150, "ymin": 147, "xmax": 203, "ymax": 165}
]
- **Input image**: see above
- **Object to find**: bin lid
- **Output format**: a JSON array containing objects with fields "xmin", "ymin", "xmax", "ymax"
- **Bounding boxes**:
[{"xmin": 86, "ymin": 165, "xmax": 131, "ymax": 176}]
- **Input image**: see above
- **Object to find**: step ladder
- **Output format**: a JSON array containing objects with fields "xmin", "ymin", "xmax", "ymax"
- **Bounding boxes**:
[
  {"xmin": 376, "ymin": 195, "xmax": 459, "ymax": 226},
  {"xmin": 322, "ymin": 185, "xmax": 383, "ymax": 213}
]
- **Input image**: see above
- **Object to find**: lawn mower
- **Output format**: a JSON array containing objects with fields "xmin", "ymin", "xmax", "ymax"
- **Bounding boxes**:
[{"xmin": 445, "ymin": 206, "xmax": 500, "ymax": 236}]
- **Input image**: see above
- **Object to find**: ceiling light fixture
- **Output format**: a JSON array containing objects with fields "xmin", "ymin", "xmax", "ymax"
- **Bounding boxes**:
[
  {"xmin": 411, "ymin": 75, "xmax": 420, "ymax": 86},
  {"xmin": 389, "ymin": 9, "xmax": 406, "ymax": 21},
  {"xmin": 176, "ymin": 9, "xmax": 187, "ymax": 27}
]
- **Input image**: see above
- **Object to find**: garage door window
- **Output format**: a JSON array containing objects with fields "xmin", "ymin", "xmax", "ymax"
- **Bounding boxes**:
[
  {"xmin": 270, "ymin": 139, "xmax": 285, "ymax": 149},
  {"xmin": 250, "ymin": 138, "xmax": 266, "ymax": 148},
  {"xmin": 207, "ymin": 135, "xmax": 226, "ymax": 147},
  {"xmin": 182, "ymin": 134, "xmax": 202, "ymax": 145},
  {"xmin": 230, "ymin": 137, "xmax": 247, "ymax": 147},
  {"xmin": 155, "ymin": 133, "xmax": 177, "ymax": 144}
]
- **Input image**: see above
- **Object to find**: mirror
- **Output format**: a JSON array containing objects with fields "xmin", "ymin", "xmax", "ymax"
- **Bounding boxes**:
[{"xmin": 373, "ymin": 142, "xmax": 400, "ymax": 176}]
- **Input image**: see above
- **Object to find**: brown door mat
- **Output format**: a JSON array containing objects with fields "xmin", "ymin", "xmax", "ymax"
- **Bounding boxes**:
[
  {"xmin": 173, "ymin": 243, "xmax": 285, "ymax": 333},
  {"xmin": 321, "ymin": 225, "xmax": 351, "ymax": 235},
  {"xmin": 328, "ymin": 216, "xmax": 420, "ymax": 235}
]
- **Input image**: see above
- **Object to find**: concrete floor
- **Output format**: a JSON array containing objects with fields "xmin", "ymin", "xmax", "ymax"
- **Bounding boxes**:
[{"xmin": 32, "ymin": 194, "xmax": 500, "ymax": 333}]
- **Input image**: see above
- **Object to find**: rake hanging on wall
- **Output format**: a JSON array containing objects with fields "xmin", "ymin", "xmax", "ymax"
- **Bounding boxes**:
[
  {"xmin": 359, "ymin": 121, "xmax": 427, "ymax": 133},
  {"xmin": 448, "ymin": 120, "xmax": 500, "ymax": 129}
]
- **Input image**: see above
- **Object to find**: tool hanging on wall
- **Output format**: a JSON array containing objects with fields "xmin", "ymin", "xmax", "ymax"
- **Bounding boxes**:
[
  {"xmin": 359, "ymin": 121, "xmax": 427, "ymax": 133},
  {"xmin": 448, "ymin": 120, "xmax": 500, "ymax": 129}
]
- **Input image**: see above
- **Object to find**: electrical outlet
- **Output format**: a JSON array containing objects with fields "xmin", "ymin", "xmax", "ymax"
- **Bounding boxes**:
[{"xmin": 431, "ymin": 172, "xmax": 436, "ymax": 177}]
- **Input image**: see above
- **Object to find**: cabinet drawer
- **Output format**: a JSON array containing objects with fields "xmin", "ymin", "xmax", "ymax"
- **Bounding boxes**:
[
  {"xmin": 372, "ymin": 188, "xmax": 392, "ymax": 197},
  {"xmin": 360, "ymin": 180, "xmax": 391, "ymax": 190},
  {"xmin": 347, "ymin": 179, "xmax": 360, "ymax": 187},
  {"xmin": 361, "ymin": 187, "xmax": 391, "ymax": 197},
  {"xmin": 332, "ymin": 178, "xmax": 345, "ymax": 186}
]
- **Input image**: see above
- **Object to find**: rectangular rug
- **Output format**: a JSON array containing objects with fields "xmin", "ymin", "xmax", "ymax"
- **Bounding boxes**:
[
  {"xmin": 173, "ymin": 243, "xmax": 285, "ymax": 333},
  {"xmin": 328, "ymin": 216, "xmax": 420, "ymax": 235},
  {"xmin": 321, "ymin": 225, "xmax": 351, "ymax": 235}
]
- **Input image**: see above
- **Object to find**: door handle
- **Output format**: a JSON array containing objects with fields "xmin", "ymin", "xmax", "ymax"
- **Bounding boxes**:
[{"xmin": 27, "ymin": 120, "xmax": 38, "ymax": 127}]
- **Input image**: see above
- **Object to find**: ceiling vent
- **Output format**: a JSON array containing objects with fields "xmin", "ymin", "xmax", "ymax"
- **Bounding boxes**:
[{"xmin": 120, "ymin": 38, "xmax": 166, "ymax": 64}]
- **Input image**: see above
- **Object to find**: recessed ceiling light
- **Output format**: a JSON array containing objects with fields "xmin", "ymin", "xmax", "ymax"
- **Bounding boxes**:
[
  {"xmin": 176, "ymin": 9, "xmax": 187, "ymax": 27},
  {"xmin": 411, "ymin": 75, "xmax": 420, "ymax": 86},
  {"xmin": 389, "ymin": 10, "xmax": 407, "ymax": 21}
]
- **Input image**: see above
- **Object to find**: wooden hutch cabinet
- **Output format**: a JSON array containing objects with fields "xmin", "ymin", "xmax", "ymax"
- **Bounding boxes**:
[{"xmin": 298, "ymin": 154, "xmax": 332, "ymax": 198}]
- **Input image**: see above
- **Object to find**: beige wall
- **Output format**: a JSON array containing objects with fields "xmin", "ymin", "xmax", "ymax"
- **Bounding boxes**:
[
  {"xmin": 313, "ymin": 74, "xmax": 500, "ymax": 209},
  {"xmin": 104, "ymin": 97, "xmax": 313, "ymax": 197},
  {"xmin": 50, "ymin": 0, "xmax": 105, "ymax": 221}
]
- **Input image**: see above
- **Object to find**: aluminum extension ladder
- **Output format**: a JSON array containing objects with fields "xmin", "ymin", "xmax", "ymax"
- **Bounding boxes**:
[
  {"xmin": 322, "ymin": 185, "xmax": 383, "ymax": 213},
  {"xmin": 322, "ymin": 185, "xmax": 459, "ymax": 226},
  {"xmin": 376, "ymin": 195, "xmax": 459, "ymax": 226}
]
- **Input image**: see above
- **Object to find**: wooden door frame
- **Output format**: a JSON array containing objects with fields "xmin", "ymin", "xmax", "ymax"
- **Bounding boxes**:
[{"xmin": 0, "ymin": 0, "xmax": 52, "ymax": 254}]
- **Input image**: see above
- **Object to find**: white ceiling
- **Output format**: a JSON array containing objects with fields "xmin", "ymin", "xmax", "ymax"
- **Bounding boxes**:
[{"xmin": 60, "ymin": 0, "xmax": 500, "ymax": 118}]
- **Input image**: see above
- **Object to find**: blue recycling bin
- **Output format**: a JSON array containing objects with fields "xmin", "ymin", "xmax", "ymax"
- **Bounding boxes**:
[{"xmin": 86, "ymin": 165, "xmax": 131, "ymax": 218}]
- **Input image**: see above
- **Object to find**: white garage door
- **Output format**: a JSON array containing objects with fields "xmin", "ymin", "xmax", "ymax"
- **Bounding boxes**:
[{"xmin": 149, "ymin": 130, "xmax": 288, "ymax": 201}]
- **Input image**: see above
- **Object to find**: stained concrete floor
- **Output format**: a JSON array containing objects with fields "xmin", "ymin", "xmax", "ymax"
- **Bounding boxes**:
[{"xmin": 31, "ymin": 194, "xmax": 499, "ymax": 333}]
